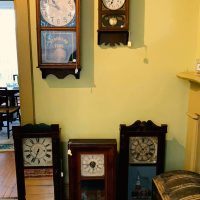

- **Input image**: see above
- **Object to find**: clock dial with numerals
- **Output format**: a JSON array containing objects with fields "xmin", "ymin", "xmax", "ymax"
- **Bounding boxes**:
[
  {"xmin": 81, "ymin": 154, "xmax": 104, "ymax": 177},
  {"xmin": 129, "ymin": 136, "xmax": 158, "ymax": 164},
  {"xmin": 23, "ymin": 137, "xmax": 53, "ymax": 167},
  {"xmin": 40, "ymin": 0, "xmax": 76, "ymax": 27},
  {"xmin": 102, "ymin": 0, "xmax": 126, "ymax": 10}
]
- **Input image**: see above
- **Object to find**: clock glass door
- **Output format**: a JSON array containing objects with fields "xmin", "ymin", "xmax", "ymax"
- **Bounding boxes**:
[
  {"xmin": 79, "ymin": 153, "xmax": 106, "ymax": 200},
  {"xmin": 23, "ymin": 137, "xmax": 54, "ymax": 199},
  {"xmin": 127, "ymin": 136, "xmax": 158, "ymax": 200}
]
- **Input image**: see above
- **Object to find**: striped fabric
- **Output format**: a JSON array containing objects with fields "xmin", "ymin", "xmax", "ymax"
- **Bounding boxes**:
[{"xmin": 153, "ymin": 170, "xmax": 200, "ymax": 200}]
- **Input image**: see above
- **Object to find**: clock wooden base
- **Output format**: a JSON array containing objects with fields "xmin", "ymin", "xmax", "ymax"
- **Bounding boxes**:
[
  {"xmin": 39, "ymin": 67, "xmax": 81, "ymax": 79},
  {"xmin": 98, "ymin": 31, "xmax": 129, "ymax": 46}
]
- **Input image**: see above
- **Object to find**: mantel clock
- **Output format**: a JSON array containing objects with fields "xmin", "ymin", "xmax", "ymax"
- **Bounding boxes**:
[
  {"xmin": 118, "ymin": 120, "xmax": 167, "ymax": 200},
  {"xmin": 68, "ymin": 139, "xmax": 117, "ymax": 200},
  {"xmin": 13, "ymin": 123, "xmax": 62, "ymax": 200},
  {"xmin": 36, "ymin": 0, "xmax": 81, "ymax": 79},
  {"xmin": 98, "ymin": 0, "xmax": 129, "ymax": 46}
]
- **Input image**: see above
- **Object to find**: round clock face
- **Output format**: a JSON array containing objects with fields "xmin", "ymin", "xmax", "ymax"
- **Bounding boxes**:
[
  {"xmin": 81, "ymin": 154, "xmax": 104, "ymax": 177},
  {"xmin": 40, "ymin": 0, "xmax": 76, "ymax": 26},
  {"xmin": 23, "ymin": 137, "xmax": 53, "ymax": 167},
  {"xmin": 102, "ymin": 0, "xmax": 126, "ymax": 10},
  {"xmin": 129, "ymin": 137, "xmax": 158, "ymax": 164}
]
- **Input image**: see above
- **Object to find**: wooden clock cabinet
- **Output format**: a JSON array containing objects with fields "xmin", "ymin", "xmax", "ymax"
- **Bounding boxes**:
[{"xmin": 68, "ymin": 139, "xmax": 117, "ymax": 200}]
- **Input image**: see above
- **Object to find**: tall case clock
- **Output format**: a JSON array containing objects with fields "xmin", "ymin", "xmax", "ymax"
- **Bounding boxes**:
[
  {"xmin": 68, "ymin": 139, "xmax": 117, "ymax": 200},
  {"xmin": 13, "ymin": 124, "xmax": 62, "ymax": 200},
  {"xmin": 118, "ymin": 120, "xmax": 167, "ymax": 200},
  {"xmin": 98, "ymin": 0, "xmax": 129, "ymax": 46},
  {"xmin": 36, "ymin": 0, "xmax": 81, "ymax": 79}
]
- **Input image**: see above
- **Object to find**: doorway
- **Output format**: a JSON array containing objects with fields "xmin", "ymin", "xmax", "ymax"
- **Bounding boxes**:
[
  {"xmin": 0, "ymin": 1, "xmax": 20, "ymax": 147},
  {"xmin": 0, "ymin": 1, "xmax": 18, "ymax": 87}
]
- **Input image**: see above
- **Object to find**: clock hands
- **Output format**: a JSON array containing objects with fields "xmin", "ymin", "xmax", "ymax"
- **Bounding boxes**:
[
  {"xmin": 50, "ymin": 0, "xmax": 60, "ymax": 10},
  {"xmin": 31, "ymin": 148, "xmax": 40, "ymax": 163}
]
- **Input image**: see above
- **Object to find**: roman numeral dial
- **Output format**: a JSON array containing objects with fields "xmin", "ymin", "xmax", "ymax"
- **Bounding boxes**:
[
  {"xmin": 129, "ymin": 137, "xmax": 158, "ymax": 164},
  {"xmin": 23, "ymin": 137, "xmax": 53, "ymax": 167}
]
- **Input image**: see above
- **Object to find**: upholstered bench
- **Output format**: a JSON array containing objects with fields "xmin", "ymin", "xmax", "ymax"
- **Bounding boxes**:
[{"xmin": 152, "ymin": 170, "xmax": 200, "ymax": 200}]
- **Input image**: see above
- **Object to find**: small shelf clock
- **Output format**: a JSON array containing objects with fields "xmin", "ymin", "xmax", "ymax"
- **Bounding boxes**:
[
  {"xmin": 98, "ymin": 0, "xmax": 129, "ymax": 46},
  {"xmin": 36, "ymin": 0, "xmax": 81, "ymax": 79},
  {"xmin": 118, "ymin": 120, "xmax": 167, "ymax": 200},
  {"xmin": 68, "ymin": 139, "xmax": 117, "ymax": 200}
]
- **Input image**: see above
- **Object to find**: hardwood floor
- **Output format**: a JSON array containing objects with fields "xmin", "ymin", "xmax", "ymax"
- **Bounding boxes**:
[
  {"xmin": 0, "ymin": 151, "xmax": 54, "ymax": 200},
  {"xmin": 0, "ymin": 151, "xmax": 17, "ymax": 199}
]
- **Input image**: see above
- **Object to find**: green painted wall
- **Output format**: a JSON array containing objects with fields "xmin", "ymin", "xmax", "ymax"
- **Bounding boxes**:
[{"xmin": 25, "ymin": 0, "xmax": 200, "ymax": 171}]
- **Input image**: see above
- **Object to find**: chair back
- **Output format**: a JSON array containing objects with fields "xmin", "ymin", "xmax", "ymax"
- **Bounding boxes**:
[{"xmin": 0, "ymin": 87, "xmax": 9, "ymax": 107}]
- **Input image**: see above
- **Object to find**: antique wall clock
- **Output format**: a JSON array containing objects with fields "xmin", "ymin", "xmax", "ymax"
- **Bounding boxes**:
[
  {"xmin": 13, "ymin": 124, "xmax": 62, "ymax": 200},
  {"xmin": 68, "ymin": 139, "xmax": 117, "ymax": 200},
  {"xmin": 118, "ymin": 120, "xmax": 167, "ymax": 200},
  {"xmin": 36, "ymin": 0, "xmax": 81, "ymax": 79},
  {"xmin": 98, "ymin": 0, "xmax": 129, "ymax": 46}
]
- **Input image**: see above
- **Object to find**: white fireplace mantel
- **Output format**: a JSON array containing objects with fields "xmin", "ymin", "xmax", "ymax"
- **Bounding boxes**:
[
  {"xmin": 177, "ymin": 71, "xmax": 200, "ymax": 84},
  {"xmin": 177, "ymin": 71, "xmax": 200, "ymax": 173}
]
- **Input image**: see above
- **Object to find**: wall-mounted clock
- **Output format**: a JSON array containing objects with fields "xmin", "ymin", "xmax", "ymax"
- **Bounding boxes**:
[
  {"xmin": 13, "ymin": 124, "xmax": 62, "ymax": 200},
  {"xmin": 68, "ymin": 139, "xmax": 117, "ymax": 200},
  {"xmin": 118, "ymin": 120, "xmax": 167, "ymax": 200},
  {"xmin": 36, "ymin": 0, "xmax": 81, "ymax": 79},
  {"xmin": 98, "ymin": 0, "xmax": 129, "ymax": 46}
]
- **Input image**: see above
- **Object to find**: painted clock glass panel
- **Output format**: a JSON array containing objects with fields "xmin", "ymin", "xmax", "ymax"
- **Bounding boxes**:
[
  {"xmin": 40, "ymin": 0, "xmax": 76, "ymax": 27},
  {"xmin": 41, "ymin": 31, "xmax": 76, "ymax": 64},
  {"xmin": 128, "ymin": 166, "xmax": 156, "ymax": 200}
]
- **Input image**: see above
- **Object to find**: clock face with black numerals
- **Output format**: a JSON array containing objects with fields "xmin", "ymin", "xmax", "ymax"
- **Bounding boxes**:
[
  {"xmin": 23, "ymin": 137, "xmax": 53, "ymax": 167},
  {"xmin": 40, "ymin": 0, "xmax": 76, "ymax": 27},
  {"xmin": 102, "ymin": 0, "xmax": 126, "ymax": 10},
  {"xmin": 81, "ymin": 154, "xmax": 105, "ymax": 177},
  {"xmin": 129, "ymin": 136, "xmax": 158, "ymax": 164}
]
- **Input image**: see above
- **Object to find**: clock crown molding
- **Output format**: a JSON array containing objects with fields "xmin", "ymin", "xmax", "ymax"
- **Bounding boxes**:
[
  {"xmin": 120, "ymin": 120, "xmax": 167, "ymax": 133},
  {"xmin": 13, "ymin": 123, "xmax": 60, "ymax": 138}
]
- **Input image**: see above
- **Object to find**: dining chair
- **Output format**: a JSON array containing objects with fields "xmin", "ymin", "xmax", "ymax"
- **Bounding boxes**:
[{"xmin": 0, "ymin": 87, "xmax": 21, "ymax": 138}]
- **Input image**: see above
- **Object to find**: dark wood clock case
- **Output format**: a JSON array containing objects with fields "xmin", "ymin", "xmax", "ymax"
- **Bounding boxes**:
[
  {"xmin": 36, "ymin": 0, "xmax": 81, "ymax": 79},
  {"xmin": 118, "ymin": 120, "xmax": 167, "ymax": 200},
  {"xmin": 98, "ymin": 0, "xmax": 129, "ymax": 46},
  {"xmin": 68, "ymin": 139, "xmax": 117, "ymax": 200},
  {"xmin": 13, "ymin": 123, "xmax": 62, "ymax": 200}
]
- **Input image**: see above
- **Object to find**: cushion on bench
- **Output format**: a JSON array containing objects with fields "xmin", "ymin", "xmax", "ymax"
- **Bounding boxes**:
[{"xmin": 152, "ymin": 170, "xmax": 200, "ymax": 200}]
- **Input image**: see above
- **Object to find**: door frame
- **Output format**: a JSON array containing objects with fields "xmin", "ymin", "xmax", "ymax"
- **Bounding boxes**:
[{"xmin": 14, "ymin": 0, "xmax": 35, "ymax": 124}]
